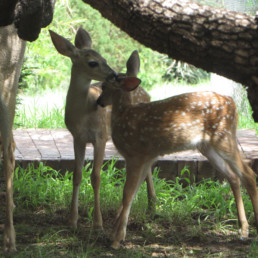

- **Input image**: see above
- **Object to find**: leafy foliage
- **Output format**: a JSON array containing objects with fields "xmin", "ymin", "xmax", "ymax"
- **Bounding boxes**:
[
  {"xmin": 193, "ymin": 0, "xmax": 258, "ymax": 13},
  {"xmin": 22, "ymin": 0, "xmax": 210, "ymax": 94},
  {"xmin": 17, "ymin": 0, "xmax": 258, "ymax": 131},
  {"xmin": 193, "ymin": 0, "xmax": 224, "ymax": 8},
  {"xmin": 162, "ymin": 59, "xmax": 210, "ymax": 84}
]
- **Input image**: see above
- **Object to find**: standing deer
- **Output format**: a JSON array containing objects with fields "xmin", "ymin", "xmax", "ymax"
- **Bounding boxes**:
[
  {"xmin": 49, "ymin": 29, "xmax": 156, "ymax": 230},
  {"xmin": 1, "ymin": 24, "xmax": 26, "ymax": 252},
  {"xmin": 97, "ymin": 53, "xmax": 258, "ymax": 249}
]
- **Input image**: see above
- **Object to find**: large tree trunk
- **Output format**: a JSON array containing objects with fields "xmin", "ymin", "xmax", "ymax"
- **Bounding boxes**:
[
  {"xmin": 0, "ymin": 1, "xmax": 56, "ymax": 251},
  {"xmin": 0, "ymin": 0, "xmax": 56, "ymax": 41},
  {"xmin": 0, "ymin": 23, "xmax": 26, "ymax": 252},
  {"xmin": 83, "ymin": 0, "xmax": 258, "ymax": 121}
]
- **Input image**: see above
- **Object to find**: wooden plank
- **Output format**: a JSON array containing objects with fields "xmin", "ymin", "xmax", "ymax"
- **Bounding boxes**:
[
  {"xmin": 50, "ymin": 129, "xmax": 74, "ymax": 159},
  {"xmin": 153, "ymin": 159, "xmax": 178, "ymax": 181},
  {"xmin": 13, "ymin": 129, "xmax": 41, "ymax": 160},
  {"xmin": 12, "ymin": 128, "xmax": 258, "ymax": 178},
  {"xmin": 27, "ymin": 129, "xmax": 60, "ymax": 160},
  {"xmin": 105, "ymin": 141, "xmax": 120, "ymax": 159},
  {"xmin": 197, "ymin": 160, "xmax": 215, "ymax": 181}
]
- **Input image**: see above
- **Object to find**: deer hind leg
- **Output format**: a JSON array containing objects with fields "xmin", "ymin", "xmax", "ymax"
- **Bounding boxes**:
[
  {"xmin": 111, "ymin": 159, "xmax": 150, "ymax": 249},
  {"xmin": 199, "ymin": 144, "xmax": 249, "ymax": 238},
  {"xmin": 144, "ymin": 162, "xmax": 156, "ymax": 214},
  {"xmin": 3, "ymin": 134, "xmax": 16, "ymax": 252},
  {"xmin": 69, "ymin": 139, "xmax": 86, "ymax": 229},
  {"xmin": 91, "ymin": 139, "xmax": 106, "ymax": 230},
  {"xmin": 226, "ymin": 148, "xmax": 258, "ymax": 236}
]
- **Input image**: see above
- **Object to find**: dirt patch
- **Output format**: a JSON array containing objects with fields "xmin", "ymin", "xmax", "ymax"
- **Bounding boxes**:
[{"xmin": 0, "ymin": 206, "xmax": 256, "ymax": 257}]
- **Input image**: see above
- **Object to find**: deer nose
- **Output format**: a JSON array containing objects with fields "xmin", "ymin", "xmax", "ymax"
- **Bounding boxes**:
[
  {"xmin": 114, "ymin": 72, "xmax": 119, "ymax": 79},
  {"xmin": 107, "ymin": 71, "xmax": 118, "ymax": 80},
  {"xmin": 97, "ymin": 97, "xmax": 104, "ymax": 107}
]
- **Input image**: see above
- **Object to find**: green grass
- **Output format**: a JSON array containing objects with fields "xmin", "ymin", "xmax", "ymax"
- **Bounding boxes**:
[
  {"xmin": 2, "ymin": 161, "xmax": 255, "ymax": 257},
  {"xmin": 12, "ymin": 161, "xmax": 250, "ymax": 222},
  {"xmin": 14, "ymin": 104, "xmax": 65, "ymax": 129},
  {"xmin": 13, "ymin": 160, "xmax": 250, "ymax": 223}
]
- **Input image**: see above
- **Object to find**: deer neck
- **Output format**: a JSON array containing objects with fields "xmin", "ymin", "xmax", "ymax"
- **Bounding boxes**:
[
  {"xmin": 65, "ymin": 65, "xmax": 92, "ymax": 124},
  {"xmin": 67, "ymin": 66, "xmax": 92, "ymax": 96},
  {"xmin": 111, "ymin": 90, "xmax": 132, "ymax": 124}
]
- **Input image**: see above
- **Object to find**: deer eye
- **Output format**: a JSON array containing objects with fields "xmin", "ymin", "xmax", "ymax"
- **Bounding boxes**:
[{"xmin": 88, "ymin": 61, "xmax": 98, "ymax": 68}]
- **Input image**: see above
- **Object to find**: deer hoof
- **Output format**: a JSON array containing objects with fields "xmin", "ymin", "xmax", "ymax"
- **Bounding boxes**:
[
  {"xmin": 111, "ymin": 240, "xmax": 120, "ymax": 249},
  {"xmin": 239, "ymin": 228, "xmax": 249, "ymax": 240}
]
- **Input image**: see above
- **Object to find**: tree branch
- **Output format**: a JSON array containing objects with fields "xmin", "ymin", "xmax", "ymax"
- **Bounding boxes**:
[{"xmin": 83, "ymin": 0, "xmax": 258, "ymax": 121}]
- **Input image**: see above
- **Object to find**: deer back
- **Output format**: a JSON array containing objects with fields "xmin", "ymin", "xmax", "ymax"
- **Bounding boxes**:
[{"xmin": 98, "ymin": 76, "xmax": 238, "ymax": 159}]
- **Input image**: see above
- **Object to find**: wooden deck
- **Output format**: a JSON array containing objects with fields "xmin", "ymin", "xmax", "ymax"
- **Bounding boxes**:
[{"xmin": 13, "ymin": 128, "xmax": 258, "ymax": 182}]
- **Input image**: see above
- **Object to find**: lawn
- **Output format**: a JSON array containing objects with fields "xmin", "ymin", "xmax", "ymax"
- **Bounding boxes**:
[{"xmin": 1, "ymin": 162, "xmax": 257, "ymax": 257}]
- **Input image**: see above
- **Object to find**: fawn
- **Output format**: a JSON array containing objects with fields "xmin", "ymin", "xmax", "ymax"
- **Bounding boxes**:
[
  {"xmin": 49, "ymin": 29, "xmax": 156, "ymax": 230},
  {"xmin": 97, "ymin": 51, "xmax": 258, "ymax": 249}
]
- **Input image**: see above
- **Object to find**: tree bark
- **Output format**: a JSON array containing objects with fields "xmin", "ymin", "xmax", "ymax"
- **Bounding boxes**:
[
  {"xmin": 83, "ymin": 0, "xmax": 258, "ymax": 121},
  {"xmin": 0, "ymin": 1, "xmax": 55, "ymax": 250},
  {"xmin": 0, "ymin": 0, "xmax": 18, "ymax": 26},
  {"xmin": 0, "ymin": 0, "xmax": 56, "ymax": 42}
]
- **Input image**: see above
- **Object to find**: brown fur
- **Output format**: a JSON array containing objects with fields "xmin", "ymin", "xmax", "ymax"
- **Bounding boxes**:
[
  {"xmin": 50, "ymin": 31, "xmax": 155, "ymax": 231},
  {"xmin": 97, "ymin": 70, "xmax": 258, "ymax": 249}
]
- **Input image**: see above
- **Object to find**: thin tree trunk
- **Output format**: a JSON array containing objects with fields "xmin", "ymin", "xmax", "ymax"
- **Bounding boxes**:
[{"xmin": 83, "ymin": 0, "xmax": 258, "ymax": 121}]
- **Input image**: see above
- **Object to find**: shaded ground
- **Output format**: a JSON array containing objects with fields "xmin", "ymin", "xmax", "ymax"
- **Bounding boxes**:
[{"xmin": 0, "ymin": 203, "xmax": 257, "ymax": 257}]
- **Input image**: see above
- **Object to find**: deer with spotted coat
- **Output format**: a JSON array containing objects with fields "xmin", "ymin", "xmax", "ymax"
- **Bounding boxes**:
[
  {"xmin": 49, "ymin": 29, "xmax": 156, "ymax": 230},
  {"xmin": 97, "ymin": 51, "xmax": 258, "ymax": 249}
]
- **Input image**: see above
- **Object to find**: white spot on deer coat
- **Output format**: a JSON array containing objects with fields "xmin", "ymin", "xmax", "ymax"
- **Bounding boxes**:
[{"xmin": 191, "ymin": 135, "xmax": 202, "ymax": 145}]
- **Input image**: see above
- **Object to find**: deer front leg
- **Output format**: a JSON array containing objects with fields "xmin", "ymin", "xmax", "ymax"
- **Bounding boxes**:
[
  {"xmin": 91, "ymin": 140, "xmax": 106, "ymax": 230},
  {"xmin": 114, "ymin": 162, "xmax": 156, "ymax": 222},
  {"xmin": 69, "ymin": 139, "xmax": 86, "ymax": 229},
  {"xmin": 111, "ymin": 160, "xmax": 148, "ymax": 249},
  {"xmin": 3, "ymin": 136, "xmax": 16, "ymax": 252}
]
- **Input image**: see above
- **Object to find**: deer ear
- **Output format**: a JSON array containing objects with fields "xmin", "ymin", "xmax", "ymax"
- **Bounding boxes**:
[
  {"xmin": 121, "ymin": 77, "xmax": 141, "ymax": 91},
  {"xmin": 75, "ymin": 27, "xmax": 92, "ymax": 49},
  {"xmin": 49, "ymin": 30, "xmax": 76, "ymax": 58},
  {"xmin": 126, "ymin": 50, "xmax": 140, "ymax": 77}
]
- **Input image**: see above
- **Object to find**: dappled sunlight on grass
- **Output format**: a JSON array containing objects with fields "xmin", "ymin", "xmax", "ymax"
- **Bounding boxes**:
[{"xmin": 1, "ymin": 161, "xmax": 255, "ymax": 257}]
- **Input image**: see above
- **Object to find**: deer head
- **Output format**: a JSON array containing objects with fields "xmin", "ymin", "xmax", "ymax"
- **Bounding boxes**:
[
  {"xmin": 49, "ymin": 28, "xmax": 116, "ymax": 81},
  {"xmin": 97, "ymin": 50, "xmax": 141, "ymax": 107}
]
